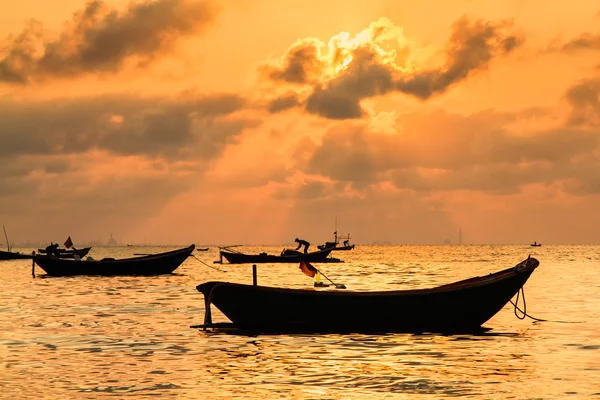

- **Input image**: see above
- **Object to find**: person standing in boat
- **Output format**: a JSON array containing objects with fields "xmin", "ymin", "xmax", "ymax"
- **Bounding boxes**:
[
  {"xmin": 45, "ymin": 242, "xmax": 59, "ymax": 257},
  {"xmin": 295, "ymin": 238, "xmax": 310, "ymax": 254}
]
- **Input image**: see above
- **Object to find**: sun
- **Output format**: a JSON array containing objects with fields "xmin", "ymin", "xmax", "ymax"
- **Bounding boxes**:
[{"xmin": 325, "ymin": 18, "xmax": 412, "ymax": 76}]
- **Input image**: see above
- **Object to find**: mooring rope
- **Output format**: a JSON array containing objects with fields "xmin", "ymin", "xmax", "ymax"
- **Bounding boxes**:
[
  {"xmin": 191, "ymin": 254, "xmax": 226, "ymax": 273},
  {"xmin": 510, "ymin": 286, "xmax": 546, "ymax": 322}
]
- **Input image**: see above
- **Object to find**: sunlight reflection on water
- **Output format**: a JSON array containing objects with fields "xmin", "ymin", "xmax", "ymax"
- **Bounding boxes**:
[{"xmin": 0, "ymin": 244, "xmax": 598, "ymax": 398}]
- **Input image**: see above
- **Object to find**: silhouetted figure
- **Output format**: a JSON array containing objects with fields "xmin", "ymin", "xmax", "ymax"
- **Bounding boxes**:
[
  {"xmin": 45, "ymin": 242, "xmax": 59, "ymax": 257},
  {"xmin": 295, "ymin": 238, "xmax": 310, "ymax": 254},
  {"xmin": 343, "ymin": 239, "xmax": 349, "ymax": 247}
]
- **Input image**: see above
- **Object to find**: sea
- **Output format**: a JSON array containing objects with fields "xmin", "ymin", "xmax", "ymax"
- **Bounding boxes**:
[{"xmin": 0, "ymin": 244, "xmax": 598, "ymax": 399}]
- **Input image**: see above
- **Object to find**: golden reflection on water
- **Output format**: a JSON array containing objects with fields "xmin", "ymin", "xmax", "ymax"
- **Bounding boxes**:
[{"xmin": 0, "ymin": 245, "xmax": 598, "ymax": 399}]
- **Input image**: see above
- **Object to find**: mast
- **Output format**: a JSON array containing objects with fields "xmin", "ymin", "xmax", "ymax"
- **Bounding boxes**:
[
  {"xmin": 3, "ymin": 225, "xmax": 10, "ymax": 251},
  {"xmin": 334, "ymin": 216, "xmax": 338, "ymax": 244}
]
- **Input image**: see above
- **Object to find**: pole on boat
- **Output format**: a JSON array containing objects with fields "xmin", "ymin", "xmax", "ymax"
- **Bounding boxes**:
[
  {"xmin": 3, "ymin": 225, "xmax": 10, "ymax": 252},
  {"xmin": 31, "ymin": 251, "xmax": 36, "ymax": 278},
  {"xmin": 252, "ymin": 264, "xmax": 257, "ymax": 286},
  {"xmin": 203, "ymin": 295, "xmax": 212, "ymax": 330}
]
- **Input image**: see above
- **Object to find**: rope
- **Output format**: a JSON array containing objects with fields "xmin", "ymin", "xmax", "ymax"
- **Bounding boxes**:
[
  {"xmin": 509, "ymin": 286, "xmax": 546, "ymax": 322},
  {"xmin": 191, "ymin": 254, "xmax": 226, "ymax": 273}
]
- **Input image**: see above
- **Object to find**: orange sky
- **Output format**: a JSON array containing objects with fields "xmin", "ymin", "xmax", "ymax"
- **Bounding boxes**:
[{"xmin": 1, "ymin": 0, "xmax": 600, "ymax": 246}]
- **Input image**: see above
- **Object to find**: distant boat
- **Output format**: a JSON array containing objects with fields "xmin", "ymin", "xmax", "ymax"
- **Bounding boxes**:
[
  {"xmin": 196, "ymin": 257, "xmax": 540, "ymax": 333},
  {"xmin": 530, "ymin": 242, "xmax": 542, "ymax": 247},
  {"xmin": 317, "ymin": 232, "xmax": 355, "ymax": 251},
  {"xmin": 317, "ymin": 219, "xmax": 355, "ymax": 251},
  {"xmin": 197, "ymin": 248, "xmax": 209, "ymax": 252},
  {"xmin": 37, "ymin": 247, "xmax": 92, "ymax": 259},
  {"xmin": 33, "ymin": 245, "xmax": 195, "ymax": 277}
]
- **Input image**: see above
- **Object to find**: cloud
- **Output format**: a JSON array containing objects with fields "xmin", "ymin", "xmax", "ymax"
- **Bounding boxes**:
[
  {"xmin": 0, "ymin": 0, "xmax": 217, "ymax": 84},
  {"xmin": 557, "ymin": 32, "xmax": 600, "ymax": 52},
  {"xmin": 300, "ymin": 109, "xmax": 600, "ymax": 195},
  {"xmin": 261, "ymin": 38, "xmax": 326, "ymax": 85},
  {"xmin": 565, "ymin": 78, "xmax": 600, "ymax": 125},
  {"xmin": 261, "ymin": 16, "xmax": 524, "ymax": 119},
  {"xmin": 0, "ymin": 92, "xmax": 254, "ymax": 162}
]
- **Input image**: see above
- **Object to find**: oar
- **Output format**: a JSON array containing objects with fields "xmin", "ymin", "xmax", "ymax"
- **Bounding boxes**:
[
  {"xmin": 303, "ymin": 261, "xmax": 345, "ymax": 289},
  {"xmin": 316, "ymin": 268, "xmax": 346, "ymax": 289}
]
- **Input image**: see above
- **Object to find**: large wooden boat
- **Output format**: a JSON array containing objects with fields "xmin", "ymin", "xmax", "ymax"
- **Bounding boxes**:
[
  {"xmin": 196, "ymin": 257, "xmax": 539, "ymax": 333},
  {"xmin": 217, "ymin": 248, "xmax": 341, "ymax": 264},
  {"xmin": 33, "ymin": 245, "xmax": 195, "ymax": 277}
]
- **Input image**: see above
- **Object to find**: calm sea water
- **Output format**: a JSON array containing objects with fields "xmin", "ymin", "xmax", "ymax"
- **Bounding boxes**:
[{"xmin": 0, "ymin": 245, "xmax": 598, "ymax": 399}]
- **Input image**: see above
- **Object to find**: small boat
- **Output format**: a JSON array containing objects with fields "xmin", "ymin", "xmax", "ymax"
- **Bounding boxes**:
[
  {"xmin": 531, "ymin": 242, "xmax": 542, "ymax": 247},
  {"xmin": 196, "ymin": 257, "xmax": 539, "ymax": 333},
  {"xmin": 0, "ymin": 250, "xmax": 35, "ymax": 260},
  {"xmin": 217, "ymin": 248, "xmax": 341, "ymax": 264},
  {"xmin": 317, "ymin": 229, "xmax": 355, "ymax": 251},
  {"xmin": 37, "ymin": 247, "xmax": 92, "ymax": 259},
  {"xmin": 33, "ymin": 244, "xmax": 195, "ymax": 277},
  {"xmin": 0, "ymin": 226, "xmax": 34, "ymax": 260},
  {"xmin": 197, "ymin": 248, "xmax": 209, "ymax": 252}
]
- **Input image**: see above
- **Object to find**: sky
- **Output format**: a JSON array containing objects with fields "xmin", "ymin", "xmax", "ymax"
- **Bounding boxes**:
[{"xmin": 1, "ymin": 0, "xmax": 600, "ymax": 246}]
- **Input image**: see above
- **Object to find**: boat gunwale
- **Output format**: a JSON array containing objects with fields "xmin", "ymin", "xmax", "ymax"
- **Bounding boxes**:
[{"xmin": 197, "ymin": 258, "xmax": 538, "ymax": 297}]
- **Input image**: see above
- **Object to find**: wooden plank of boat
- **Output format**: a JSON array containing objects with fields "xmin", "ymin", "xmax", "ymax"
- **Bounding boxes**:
[
  {"xmin": 33, "ymin": 244, "xmax": 195, "ymax": 277},
  {"xmin": 195, "ymin": 257, "xmax": 539, "ymax": 334},
  {"xmin": 218, "ymin": 248, "xmax": 341, "ymax": 264},
  {"xmin": 37, "ymin": 247, "xmax": 92, "ymax": 259}
]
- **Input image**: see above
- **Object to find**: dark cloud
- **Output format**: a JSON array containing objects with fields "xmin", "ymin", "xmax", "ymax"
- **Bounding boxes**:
[
  {"xmin": 557, "ymin": 32, "xmax": 600, "ymax": 52},
  {"xmin": 267, "ymin": 93, "xmax": 301, "ymax": 113},
  {"xmin": 261, "ymin": 39, "xmax": 326, "ymax": 85},
  {"xmin": 264, "ymin": 16, "xmax": 523, "ymax": 119},
  {"xmin": 395, "ymin": 17, "xmax": 524, "ymax": 100},
  {"xmin": 565, "ymin": 78, "xmax": 600, "ymax": 125},
  {"xmin": 302, "ymin": 110, "xmax": 600, "ymax": 194},
  {"xmin": 0, "ymin": 0, "xmax": 217, "ymax": 83},
  {"xmin": 0, "ymin": 92, "xmax": 255, "ymax": 161}
]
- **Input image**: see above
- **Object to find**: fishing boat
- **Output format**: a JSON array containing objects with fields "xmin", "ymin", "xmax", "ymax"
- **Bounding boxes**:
[
  {"xmin": 0, "ymin": 250, "xmax": 35, "ymax": 260},
  {"xmin": 37, "ymin": 247, "xmax": 92, "ymax": 259},
  {"xmin": 531, "ymin": 242, "xmax": 542, "ymax": 247},
  {"xmin": 195, "ymin": 257, "xmax": 539, "ymax": 333},
  {"xmin": 33, "ymin": 244, "xmax": 195, "ymax": 277},
  {"xmin": 0, "ymin": 225, "xmax": 34, "ymax": 260},
  {"xmin": 217, "ymin": 247, "xmax": 341, "ymax": 264},
  {"xmin": 317, "ymin": 218, "xmax": 355, "ymax": 251},
  {"xmin": 317, "ymin": 231, "xmax": 355, "ymax": 251}
]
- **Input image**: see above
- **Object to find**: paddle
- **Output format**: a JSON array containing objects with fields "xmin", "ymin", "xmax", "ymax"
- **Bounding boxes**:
[{"xmin": 299, "ymin": 260, "xmax": 346, "ymax": 289}]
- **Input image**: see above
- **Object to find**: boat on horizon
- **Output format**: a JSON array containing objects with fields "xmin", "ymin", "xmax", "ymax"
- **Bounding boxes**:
[
  {"xmin": 195, "ymin": 257, "xmax": 539, "ymax": 334},
  {"xmin": 531, "ymin": 242, "xmax": 542, "ymax": 247}
]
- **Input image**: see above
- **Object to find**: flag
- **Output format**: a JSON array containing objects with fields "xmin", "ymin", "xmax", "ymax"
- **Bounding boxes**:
[
  {"xmin": 299, "ymin": 259, "xmax": 318, "ymax": 278},
  {"xmin": 64, "ymin": 236, "xmax": 73, "ymax": 249}
]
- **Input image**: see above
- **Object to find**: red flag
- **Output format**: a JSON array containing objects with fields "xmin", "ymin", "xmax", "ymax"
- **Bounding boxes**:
[
  {"xmin": 299, "ymin": 259, "xmax": 318, "ymax": 278},
  {"xmin": 64, "ymin": 236, "xmax": 73, "ymax": 249}
]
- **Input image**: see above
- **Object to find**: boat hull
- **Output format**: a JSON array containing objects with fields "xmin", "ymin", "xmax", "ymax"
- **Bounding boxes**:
[
  {"xmin": 197, "ymin": 257, "xmax": 539, "ymax": 333},
  {"xmin": 220, "ymin": 248, "xmax": 339, "ymax": 264},
  {"xmin": 0, "ymin": 250, "xmax": 34, "ymax": 260},
  {"xmin": 317, "ymin": 244, "xmax": 355, "ymax": 251},
  {"xmin": 33, "ymin": 245, "xmax": 194, "ymax": 276}
]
